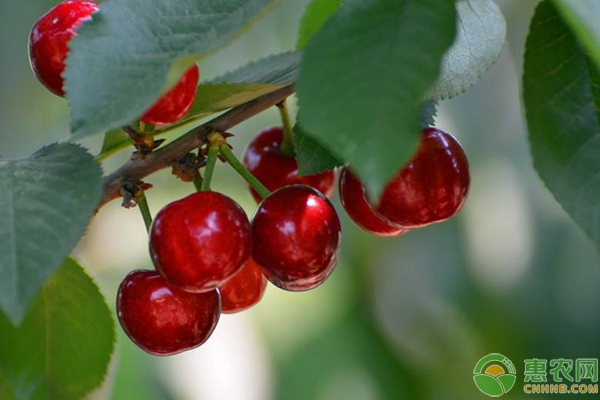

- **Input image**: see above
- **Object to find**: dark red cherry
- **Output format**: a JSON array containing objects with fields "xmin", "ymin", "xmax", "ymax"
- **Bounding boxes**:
[
  {"xmin": 252, "ymin": 185, "xmax": 341, "ymax": 291},
  {"xmin": 220, "ymin": 257, "xmax": 267, "ymax": 314},
  {"xmin": 29, "ymin": 0, "xmax": 99, "ymax": 96},
  {"xmin": 150, "ymin": 191, "xmax": 251, "ymax": 293},
  {"xmin": 140, "ymin": 64, "xmax": 199, "ymax": 126},
  {"xmin": 117, "ymin": 270, "xmax": 220, "ymax": 356},
  {"xmin": 339, "ymin": 168, "xmax": 409, "ymax": 237},
  {"xmin": 242, "ymin": 127, "xmax": 335, "ymax": 203},
  {"xmin": 375, "ymin": 127, "xmax": 470, "ymax": 228}
]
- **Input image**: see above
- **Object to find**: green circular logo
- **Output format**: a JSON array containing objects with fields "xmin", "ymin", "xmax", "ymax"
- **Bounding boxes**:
[{"xmin": 473, "ymin": 354, "xmax": 517, "ymax": 397}]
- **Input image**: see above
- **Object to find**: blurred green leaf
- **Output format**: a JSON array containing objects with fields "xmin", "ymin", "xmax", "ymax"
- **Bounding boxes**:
[
  {"xmin": 0, "ymin": 143, "xmax": 102, "ymax": 323},
  {"xmin": 0, "ymin": 370, "xmax": 15, "ymax": 400},
  {"xmin": 276, "ymin": 306, "xmax": 418, "ymax": 400},
  {"xmin": 553, "ymin": 0, "xmax": 600, "ymax": 71},
  {"xmin": 65, "ymin": 0, "xmax": 280, "ymax": 138},
  {"xmin": 294, "ymin": 121, "xmax": 343, "ymax": 176},
  {"xmin": 296, "ymin": 0, "xmax": 456, "ymax": 198},
  {"xmin": 98, "ymin": 128, "xmax": 131, "ymax": 161},
  {"xmin": 296, "ymin": 0, "xmax": 342, "ymax": 50},
  {"xmin": 0, "ymin": 259, "xmax": 115, "ymax": 400},
  {"xmin": 524, "ymin": 1, "xmax": 600, "ymax": 250},
  {"xmin": 429, "ymin": 0, "xmax": 506, "ymax": 101},
  {"xmin": 186, "ymin": 51, "xmax": 300, "ymax": 119}
]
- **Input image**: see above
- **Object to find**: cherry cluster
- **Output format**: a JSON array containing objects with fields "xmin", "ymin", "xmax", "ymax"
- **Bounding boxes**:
[{"xmin": 29, "ymin": 0, "xmax": 470, "ymax": 357}]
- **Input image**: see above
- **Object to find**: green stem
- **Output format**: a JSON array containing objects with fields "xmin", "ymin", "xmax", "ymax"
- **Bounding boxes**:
[
  {"xmin": 201, "ymin": 145, "xmax": 219, "ymax": 191},
  {"xmin": 192, "ymin": 171, "xmax": 203, "ymax": 192},
  {"xmin": 277, "ymin": 100, "xmax": 295, "ymax": 157},
  {"xmin": 219, "ymin": 145, "xmax": 271, "ymax": 199},
  {"xmin": 137, "ymin": 192, "xmax": 153, "ymax": 232}
]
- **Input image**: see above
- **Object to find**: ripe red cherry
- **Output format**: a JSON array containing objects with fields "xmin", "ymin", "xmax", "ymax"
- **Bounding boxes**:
[
  {"xmin": 150, "ymin": 191, "xmax": 251, "ymax": 293},
  {"xmin": 117, "ymin": 270, "xmax": 220, "ymax": 356},
  {"xmin": 220, "ymin": 257, "xmax": 267, "ymax": 314},
  {"xmin": 375, "ymin": 127, "xmax": 470, "ymax": 229},
  {"xmin": 339, "ymin": 168, "xmax": 409, "ymax": 237},
  {"xmin": 29, "ymin": 0, "xmax": 99, "ymax": 97},
  {"xmin": 252, "ymin": 185, "xmax": 341, "ymax": 291},
  {"xmin": 140, "ymin": 64, "xmax": 200, "ymax": 126},
  {"xmin": 242, "ymin": 127, "xmax": 335, "ymax": 203}
]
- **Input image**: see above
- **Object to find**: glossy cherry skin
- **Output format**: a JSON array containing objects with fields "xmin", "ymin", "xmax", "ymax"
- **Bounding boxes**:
[
  {"xmin": 117, "ymin": 270, "xmax": 221, "ymax": 356},
  {"xmin": 150, "ymin": 191, "xmax": 251, "ymax": 293},
  {"xmin": 339, "ymin": 168, "xmax": 409, "ymax": 237},
  {"xmin": 375, "ymin": 127, "xmax": 470, "ymax": 229},
  {"xmin": 29, "ymin": 0, "xmax": 99, "ymax": 96},
  {"xmin": 140, "ymin": 64, "xmax": 200, "ymax": 126},
  {"xmin": 242, "ymin": 127, "xmax": 335, "ymax": 203},
  {"xmin": 220, "ymin": 257, "xmax": 267, "ymax": 314},
  {"xmin": 252, "ymin": 185, "xmax": 341, "ymax": 291}
]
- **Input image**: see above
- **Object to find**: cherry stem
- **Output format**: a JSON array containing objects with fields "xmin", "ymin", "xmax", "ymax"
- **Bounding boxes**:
[
  {"xmin": 136, "ymin": 191, "xmax": 153, "ymax": 232},
  {"xmin": 219, "ymin": 145, "xmax": 271, "ymax": 199},
  {"xmin": 201, "ymin": 145, "xmax": 219, "ymax": 191},
  {"xmin": 192, "ymin": 171, "xmax": 203, "ymax": 192},
  {"xmin": 277, "ymin": 100, "xmax": 295, "ymax": 157}
]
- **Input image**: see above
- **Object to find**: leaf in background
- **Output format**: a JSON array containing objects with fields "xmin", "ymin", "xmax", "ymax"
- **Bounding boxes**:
[
  {"xmin": 0, "ymin": 143, "xmax": 102, "ymax": 323},
  {"xmin": 428, "ymin": 0, "xmax": 506, "ymax": 101},
  {"xmin": 186, "ymin": 51, "xmax": 300, "ymax": 118},
  {"xmin": 294, "ymin": 121, "xmax": 343, "ymax": 176},
  {"xmin": 98, "ymin": 128, "xmax": 131, "ymax": 161},
  {"xmin": 553, "ymin": 0, "xmax": 600, "ymax": 70},
  {"xmin": 0, "ymin": 370, "xmax": 15, "ymax": 400},
  {"xmin": 523, "ymin": 1, "xmax": 600, "ymax": 250},
  {"xmin": 66, "ymin": 0, "xmax": 280, "ymax": 138},
  {"xmin": 0, "ymin": 259, "xmax": 115, "ymax": 400},
  {"xmin": 296, "ymin": 0, "xmax": 456, "ymax": 198},
  {"xmin": 296, "ymin": 0, "xmax": 342, "ymax": 50},
  {"xmin": 276, "ymin": 307, "xmax": 417, "ymax": 400}
]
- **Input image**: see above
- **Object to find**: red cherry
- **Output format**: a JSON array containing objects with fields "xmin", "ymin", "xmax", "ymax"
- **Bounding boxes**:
[
  {"xmin": 252, "ymin": 185, "xmax": 341, "ymax": 291},
  {"xmin": 375, "ymin": 127, "xmax": 470, "ymax": 228},
  {"xmin": 140, "ymin": 64, "xmax": 200, "ymax": 126},
  {"xmin": 150, "ymin": 191, "xmax": 251, "ymax": 293},
  {"xmin": 117, "ymin": 270, "xmax": 220, "ymax": 356},
  {"xmin": 339, "ymin": 168, "xmax": 409, "ymax": 237},
  {"xmin": 242, "ymin": 127, "xmax": 335, "ymax": 203},
  {"xmin": 220, "ymin": 257, "xmax": 267, "ymax": 314},
  {"xmin": 29, "ymin": 0, "xmax": 98, "ymax": 97}
]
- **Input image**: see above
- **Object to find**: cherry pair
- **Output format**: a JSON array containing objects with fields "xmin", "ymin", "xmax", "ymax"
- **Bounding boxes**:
[
  {"xmin": 340, "ymin": 127, "xmax": 470, "ymax": 236},
  {"xmin": 29, "ymin": 0, "xmax": 198, "ymax": 126}
]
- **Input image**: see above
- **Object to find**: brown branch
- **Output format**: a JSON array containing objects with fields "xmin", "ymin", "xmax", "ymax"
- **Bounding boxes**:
[{"xmin": 98, "ymin": 85, "xmax": 295, "ymax": 210}]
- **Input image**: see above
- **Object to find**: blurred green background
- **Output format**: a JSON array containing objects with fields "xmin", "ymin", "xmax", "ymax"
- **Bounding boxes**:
[{"xmin": 2, "ymin": 0, "xmax": 599, "ymax": 399}]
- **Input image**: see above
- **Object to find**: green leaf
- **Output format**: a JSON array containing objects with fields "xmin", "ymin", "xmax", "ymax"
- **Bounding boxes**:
[
  {"xmin": 276, "ymin": 308, "xmax": 417, "ymax": 400},
  {"xmin": 296, "ymin": 0, "xmax": 457, "ymax": 198},
  {"xmin": 65, "ymin": 0, "xmax": 280, "ymax": 138},
  {"xmin": 294, "ymin": 121, "xmax": 343, "ymax": 176},
  {"xmin": 98, "ymin": 129, "xmax": 131, "ymax": 161},
  {"xmin": 0, "ymin": 143, "xmax": 102, "ymax": 323},
  {"xmin": 186, "ymin": 51, "xmax": 300, "ymax": 119},
  {"xmin": 523, "ymin": 1, "xmax": 600, "ymax": 250},
  {"xmin": 553, "ymin": 0, "xmax": 600, "ymax": 71},
  {"xmin": 428, "ymin": 0, "xmax": 506, "ymax": 101},
  {"xmin": 296, "ymin": 0, "xmax": 342, "ymax": 50},
  {"xmin": 0, "ymin": 370, "xmax": 15, "ymax": 400},
  {"xmin": 0, "ymin": 259, "xmax": 115, "ymax": 400}
]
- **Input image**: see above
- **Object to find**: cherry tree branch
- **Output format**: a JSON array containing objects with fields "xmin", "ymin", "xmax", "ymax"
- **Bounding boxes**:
[{"xmin": 98, "ymin": 85, "xmax": 295, "ymax": 210}]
